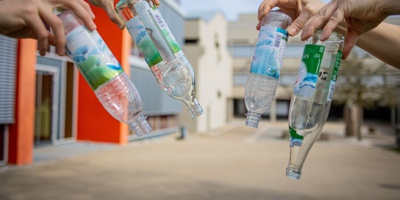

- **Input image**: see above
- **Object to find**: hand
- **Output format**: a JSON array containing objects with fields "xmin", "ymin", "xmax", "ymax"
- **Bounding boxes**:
[
  {"xmin": 88, "ymin": 0, "xmax": 160, "ymax": 30},
  {"xmin": 0, "ymin": 0, "xmax": 96, "ymax": 56},
  {"xmin": 301, "ymin": 0, "xmax": 398, "ymax": 59},
  {"xmin": 257, "ymin": 0, "xmax": 325, "ymax": 36}
]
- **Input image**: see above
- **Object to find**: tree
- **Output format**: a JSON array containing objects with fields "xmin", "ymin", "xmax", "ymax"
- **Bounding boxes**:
[{"xmin": 333, "ymin": 50, "xmax": 400, "ymax": 140}]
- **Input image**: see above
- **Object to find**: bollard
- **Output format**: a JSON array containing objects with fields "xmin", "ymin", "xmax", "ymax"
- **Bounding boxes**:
[{"xmin": 178, "ymin": 126, "xmax": 188, "ymax": 140}]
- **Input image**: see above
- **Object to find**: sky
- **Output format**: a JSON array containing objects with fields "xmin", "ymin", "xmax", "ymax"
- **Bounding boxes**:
[
  {"xmin": 180, "ymin": 0, "xmax": 331, "ymax": 21},
  {"xmin": 180, "ymin": 0, "xmax": 261, "ymax": 21}
]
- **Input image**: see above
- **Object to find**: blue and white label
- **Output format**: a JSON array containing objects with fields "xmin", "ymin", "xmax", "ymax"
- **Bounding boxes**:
[{"xmin": 249, "ymin": 26, "xmax": 288, "ymax": 79}]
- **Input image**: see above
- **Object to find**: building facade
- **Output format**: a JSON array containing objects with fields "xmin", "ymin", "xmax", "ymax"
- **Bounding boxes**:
[
  {"xmin": 0, "ymin": 0, "xmax": 189, "ymax": 166},
  {"xmin": 183, "ymin": 11, "xmax": 233, "ymax": 133}
]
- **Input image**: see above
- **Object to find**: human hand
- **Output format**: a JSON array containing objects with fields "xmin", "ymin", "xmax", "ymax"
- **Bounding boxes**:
[
  {"xmin": 301, "ymin": 0, "xmax": 399, "ymax": 59},
  {"xmin": 0, "ymin": 0, "xmax": 96, "ymax": 56},
  {"xmin": 257, "ymin": 0, "xmax": 325, "ymax": 36},
  {"xmin": 88, "ymin": 0, "xmax": 160, "ymax": 30}
]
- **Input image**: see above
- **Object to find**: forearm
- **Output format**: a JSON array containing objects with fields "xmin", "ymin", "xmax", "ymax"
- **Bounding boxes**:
[
  {"xmin": 356, "ymin": 22, "xmax": 400, "ymax": 69},
  {"xmin": 382, "ymin": 0, "xmax": 400, "ymax": 16}
]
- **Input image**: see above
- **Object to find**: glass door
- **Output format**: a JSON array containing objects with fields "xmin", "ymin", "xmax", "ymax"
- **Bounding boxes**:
[
  {"xmin": 57, "ymin": 62, "xmax": 77, "ymax": 144},
  {"xmin": 35, "ymin": 58, "xmax": 77, "ymax": 146},
  {"xmin": 34, "ymin": 66, "xmax": 59, "ymax": 146}
]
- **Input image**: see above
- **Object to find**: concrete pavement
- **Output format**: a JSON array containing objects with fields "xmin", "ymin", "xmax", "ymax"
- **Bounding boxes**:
[{"xmin": 1, "ymin": 119, "xmax": 400, "ymax": 200}]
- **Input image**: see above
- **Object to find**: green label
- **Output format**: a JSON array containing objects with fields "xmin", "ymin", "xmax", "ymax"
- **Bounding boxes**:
[
  {"xmin": 151, "ymin": 8, "xmax": 181, "ymax": 53},
  {"xmin": 126, "ymin": 17, "xmax": 163, "ymax": 67},
  {"xmin": 289, "ymin": 126, "xmax": 304, "ymax": 140},
  {"xmin": 289, "ymin": 126, "xmax": 303, "ymax": 147},
  {"xmin": 66, "ymin": 26, "xmax": 123, "ymax": 90},
  {"xmin": 331, "ymin": 50, "xmax": 342, "ymax": 82},
  {"xmin": 162, "ymin": 29, "xmax": 181, "ymax": 53},
  {"xmin": 302, "ymin": 44, "xmax": 325, "ymax": 75},
  {"xmin": 77, "ymin": 56, "xmax": 123, "ymax": 90}
]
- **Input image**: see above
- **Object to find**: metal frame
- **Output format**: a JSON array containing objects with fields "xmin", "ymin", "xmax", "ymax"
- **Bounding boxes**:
[
  {"xmin": 35, "ymin": 54, "xmax": 78, "ymax": 145},
  {"xmin": 53, "ymin": 61, "xmax": 78, "ymax": 145},
  {"xmin": 35, "ymin": 64, "xmax": 60, "ymax": 145}
]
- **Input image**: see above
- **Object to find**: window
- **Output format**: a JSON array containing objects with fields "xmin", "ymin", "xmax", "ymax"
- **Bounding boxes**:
[{"xmin": 185, "ymin": 38, "xmax": 199, "ymax": 44}]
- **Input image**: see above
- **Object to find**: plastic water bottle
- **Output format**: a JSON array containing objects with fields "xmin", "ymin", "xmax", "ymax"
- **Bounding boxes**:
[
  {"xmin": 58, "ymin": 10, "xmax": 152, "ymax": 136},
  {"xmin": 116, "ymin": 0, "xmax": 203, "ymax": 118},
  {"xmin": 286, "ymin": 30, "xmax": 344, "ymax": 180},
  {"xmin": 244, "ymin": 11, "xmax": 292, "ymax": 128}
]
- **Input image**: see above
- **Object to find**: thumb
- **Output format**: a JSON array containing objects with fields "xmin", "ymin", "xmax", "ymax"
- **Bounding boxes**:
[{"xmin": 256, "ymin": 21, "xmax": 261, "ymax": 31}]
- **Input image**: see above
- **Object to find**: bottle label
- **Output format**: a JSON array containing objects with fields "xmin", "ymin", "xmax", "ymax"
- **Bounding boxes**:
[
  {"xmin": 294, "ymin": 44, "xmax": 325, "ymax": 97},
  {"xmin": 149, "ymin": 6, "xmax": 182, "ymax": 54},
  {"xmin": 249, "ymin": 26, "xmax": 288, "ymax": 79},
  {"xmin": 327, "ymin": 50, "xmax": 342, "ymax": 101},
  {"xmin": 66, "ymin": 26, "xmax": 123, "ymax": 90},
  {"xmin": 289, "ymin": 126, "xmax": 303, "ymax": 147},
  {"xmin": 126, "ymin": 17, "xmax": 163, "ymax": 67},
  {"xmin": 149, "ymin": 6, "xmax": 181, "ymax": 53}
]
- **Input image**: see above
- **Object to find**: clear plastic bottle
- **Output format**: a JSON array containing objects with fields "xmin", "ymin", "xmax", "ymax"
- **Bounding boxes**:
[
  {"xmin": 116, "ymin": 0, "xmax": 203, "ymax": 118},
  {"xmin": 286, "ymin": 30, "xmax": 344, "ymax": 180},
  {"xmin": 244, "ymin": 11, "xmax": 292, "ymax": 128},
  {"xmin": 58, "ymin": 10, "xmax": 152, "ymax": 136}
]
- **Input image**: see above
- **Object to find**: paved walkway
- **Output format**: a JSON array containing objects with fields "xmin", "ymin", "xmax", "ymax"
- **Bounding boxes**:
[{"xmin": 1, "ymin": 120, "xmax": 400, "ymax": 200}]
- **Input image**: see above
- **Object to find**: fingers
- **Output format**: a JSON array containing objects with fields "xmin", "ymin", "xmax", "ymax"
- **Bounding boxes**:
[
  {"xmin": 39, "ymin": 6, "xmax": 66, "ymax": 55},
  {"xmin": 152, "ymin": 0, "xmax": 160, "ymax": 6},
  {"xmin": 79, "ymin": 0, "xmax": 96, "ymax": 19},
  {"xmin": 102, "ymin": 1, "xmax": 125, "ymax": 29},
  {"xmin": 301, "ymin": 16, "xmax": 321, "ymax": 40},
  {"xmin": 258, "ymin": 1, "xmax": 273, "ymax": 21},
  {"xmin": 63, "ymin": 0, "xmax": 96, "ymax": 31},
  {"xmin": 342, "ymin": 31, "xmax": 359, "ymax": 59},
  {"xmin": 256, "ymin": 21, "xmax": 262, "ymax": 31},
  {"xmin": 320, "ymin": 10, "xmax": 344, "ymax": 41},
  {"xmin": 288, "ymin": 9, "xmax": 311, "ymax": 36},
  {"xmin": 27, "ymin": 14, "xmax": 50, "ymax": 56},
  {"xmin": 301, "ymin": 3, "xmax": 335, "ymax": 40}
]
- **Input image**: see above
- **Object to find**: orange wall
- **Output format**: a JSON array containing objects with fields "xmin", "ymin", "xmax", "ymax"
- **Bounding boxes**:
[
  {"xmin": 77, "ymin": 3, "xmax": 132, "ymax": 144},
  {"xmin": 8, "ymin": 39, "xmax": 36, "ymax": 165}
]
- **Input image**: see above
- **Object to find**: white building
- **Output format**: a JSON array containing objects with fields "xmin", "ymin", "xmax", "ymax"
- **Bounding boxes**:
[{"xmin": 182, "ymin": 11, "xmax": 233, "ymax": 133}]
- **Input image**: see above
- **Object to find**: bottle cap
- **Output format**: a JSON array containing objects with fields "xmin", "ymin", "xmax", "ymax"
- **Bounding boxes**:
[
  {"xmin": 189, "ymin": 103, "xmax": 204, "ymax": 119},
  {"xmin": 245, "ymin": 112, "xmax": 262, "ymax": 128},
  {"xmin": 286, "ymin": 167, "xmax": 302, "ymax": 180}
]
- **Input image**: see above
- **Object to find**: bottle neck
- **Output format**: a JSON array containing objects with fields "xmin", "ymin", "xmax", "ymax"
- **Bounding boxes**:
[
  {"xmin": 185, "ymin": 98, "xmax": 203, "ymax": 119},
  {"xmin": 245, "ymin": 112, "xmax": 262, "ymax": 128},
  {"xmin": 129, "ymin": 115, "xmax": 152, "ymax": 136}
]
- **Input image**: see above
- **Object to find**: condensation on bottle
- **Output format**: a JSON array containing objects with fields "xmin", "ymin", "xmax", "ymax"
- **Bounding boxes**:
[
  {"xmin": 286, "ymin": 30, "xmax": 344, "ymax": 180},
  {"xmin": 244, "ymin": 11, "xmax": 292, "ymax": 128},
  {"xmin": 116, "ymin": 0, "xmax": 203, "ymax": 119},
  {"xmin": 58, "ymin": 10, "xmax": 152, "ymax": 136}
]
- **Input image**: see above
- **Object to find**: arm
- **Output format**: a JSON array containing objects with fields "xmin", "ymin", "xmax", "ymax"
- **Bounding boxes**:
[{"xmin": 356, "ymin": 22, "xmax": 400, "ymax": 69}]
